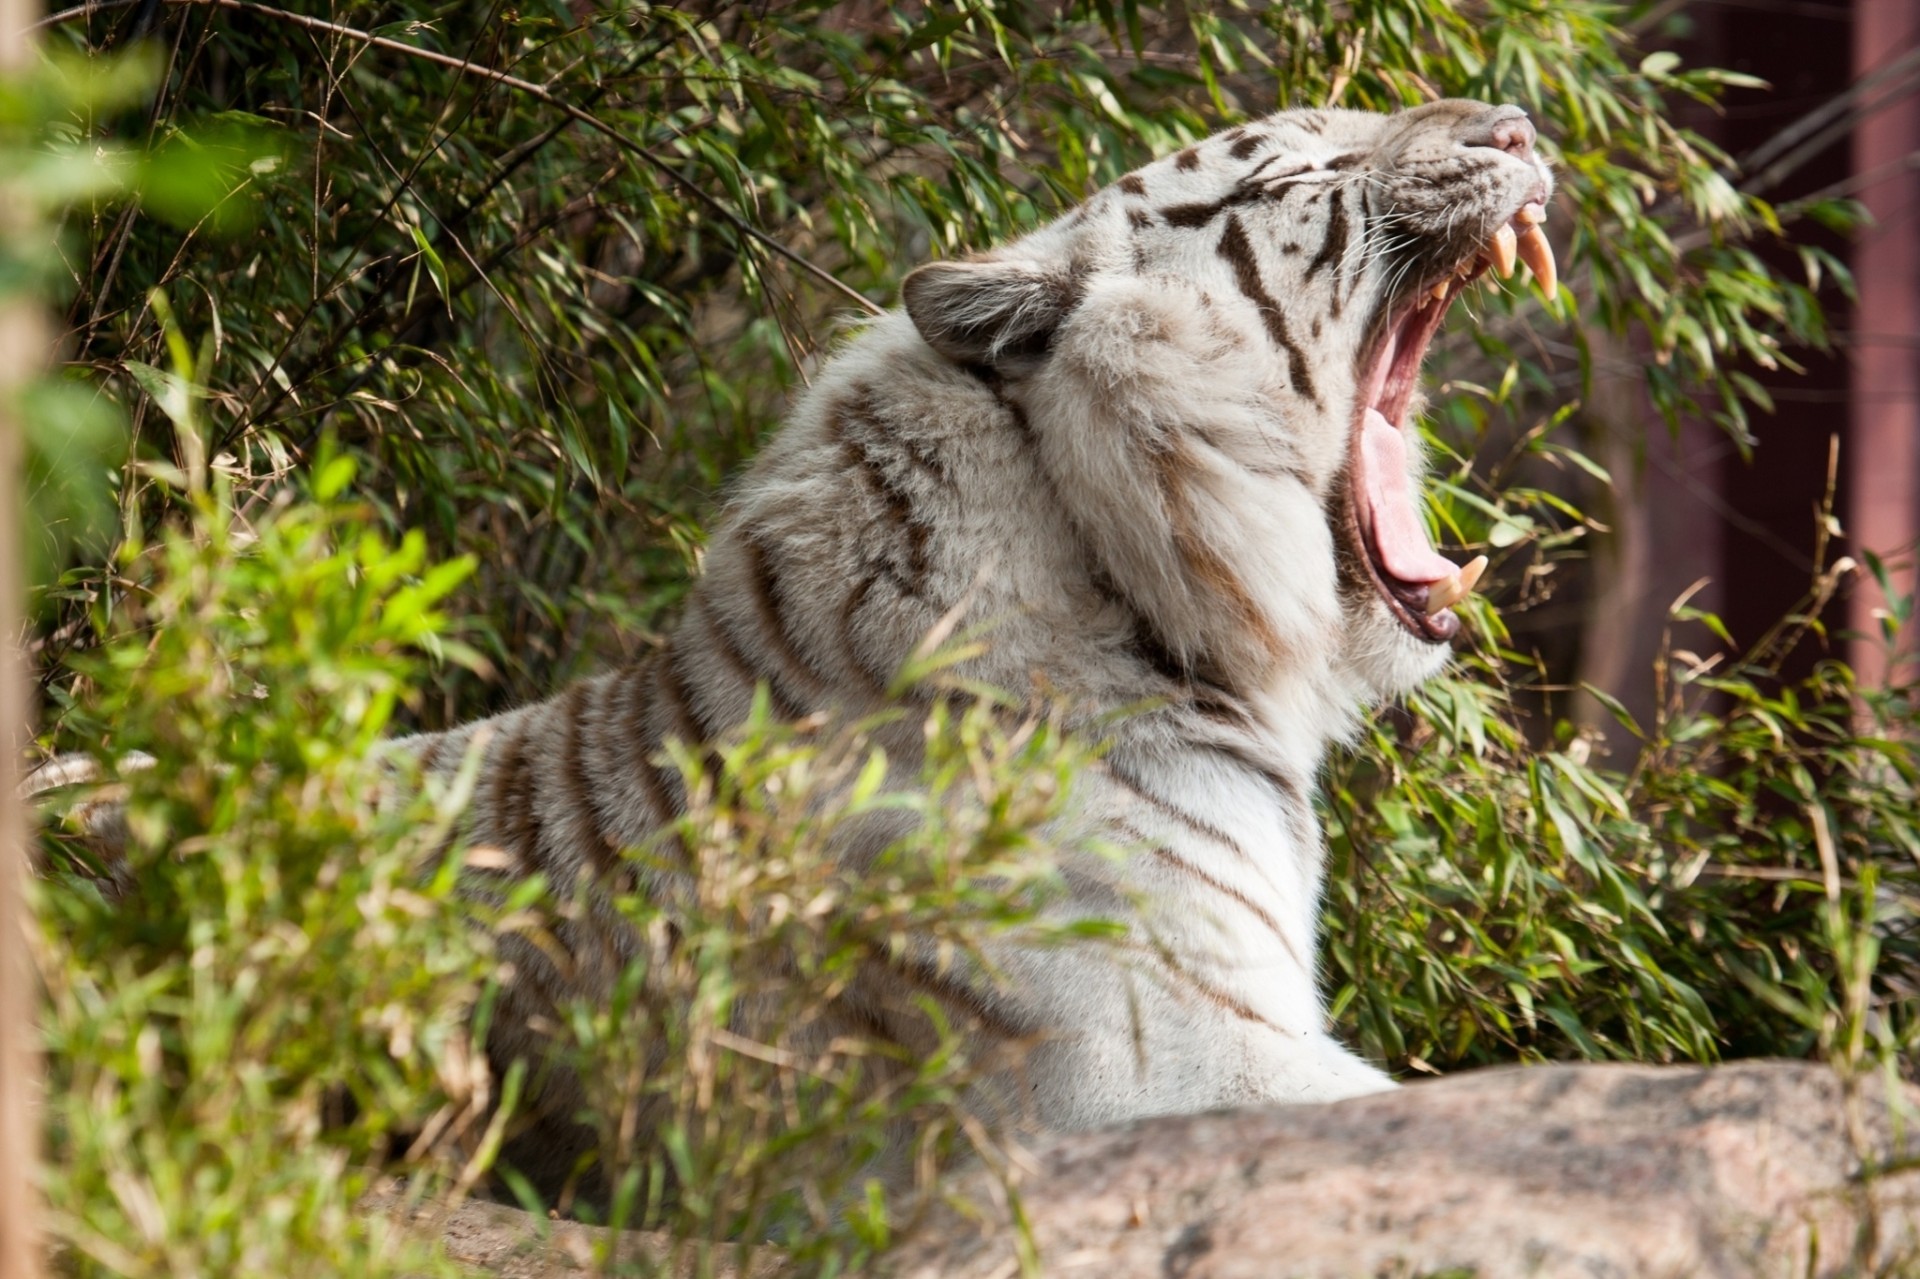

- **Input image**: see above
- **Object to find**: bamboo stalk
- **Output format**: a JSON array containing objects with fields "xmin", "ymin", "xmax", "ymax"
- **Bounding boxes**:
[
  {"xmin": 0, "ymin": 0, "xmax": 43, "ymax": 1272},
  {"xmin": 32, "ymin": 0, "xmax": 887, "ymax": 322}
]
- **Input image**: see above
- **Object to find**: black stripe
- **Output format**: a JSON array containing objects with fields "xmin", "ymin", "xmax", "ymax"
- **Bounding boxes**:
[
  {"xmin": 492, "ymin": 720, "xmax": 542, "ymax": 868},
  {"xmin": 838, "ymin": 575, "xmax": 891, "ymax": 692},
  {"xmin": 1120, "ymin": 602, "xmax": 1195, "ymax": 684},
  {"xmin": 847, "ymin": 393, "xmax": 952, "ymax": 488},
  {"xmin": 1218, "ymin": 214, "xmax": 1318, "ymax": 406},
  {"xmin": 576, "ymin": 680, "xmax": 643, "ymax": 866},
  {"xmin": 698, "ymin": 594, "xmax": 802, "ymax": 719},
  {"xmin": 1114, "ymin": 615, "xmax": 1254, "ymax": 721},
  {"xmin": 1163, "ymin": 163, "xmax": 1312, "ymax": 227},
  {"xmin": 1189, "ymin": 687, "xmax": 1257, "ymax": 730},
  {"xmin": 1305, "ymin": 189, "xmax": 1351, "ymax": 318},
  {"xmin": 891, "ymin": 955, "xmax": 1036, "ymax": 1042},
  {"xmin": 619, "ymin": 660, "xmax": 681, "ymax": 824},
  {"xmin": 664, "ymin": 641, "xmax": 733, "ymax": 793},
  {"xmin": 1105, "ymin": 757, "xmax": 1253, "ymax": 863},
  {"xmin": 1157, "ymin": 180, "xmax": 1265, "ymax": 229},
  {"xmin": 1160, "ymin": 197, "xmax": 1234, "ymax": 229},
  {"xmin": 1204, "ymin": 739, "xmax": 1306, "ymax": 812},
  {"xmin": 830, "ymin": 393, "xmax": 931, "ymax": 594},
  {"xmin": 832, "ymin": 989, "xmax": 908, "ymax": 1051},
  {"xmin": 555, "ymin": 680, "xmax": 617, "ymax": 875},
  {"xmin": 1179, "ymin": 973, "xmax": 1281, "ymax": 1029},
  {"xmin": 1115, "ymin": 820, "xmax": 1306, "ymax": 971},
  {"xmin": 656, "ymin": 643, "xmax": 708, "ymax": 746},
  {"xmin": 737, "ymin": 532, "xmax": 835, "ymax": 697},
  {"xmin": 1306, "ymin": 187, "xmax": 1349, "ymax": 280}
]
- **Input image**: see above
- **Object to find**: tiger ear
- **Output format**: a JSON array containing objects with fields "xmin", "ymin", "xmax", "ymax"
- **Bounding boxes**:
[{"xmin": 902, "ymin": 259, "xmax": 1078, "ymax": 366}]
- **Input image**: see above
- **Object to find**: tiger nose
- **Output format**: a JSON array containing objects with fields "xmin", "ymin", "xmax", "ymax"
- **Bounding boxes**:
[{"xmin": 1461, "ymin": 106, "xmax": 1536, "ymax": 159}]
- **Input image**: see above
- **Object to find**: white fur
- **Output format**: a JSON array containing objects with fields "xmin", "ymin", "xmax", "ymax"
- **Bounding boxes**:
[{"xmin": 38, "ymin": 102, "xmax": 1556, "ymax": 1185}]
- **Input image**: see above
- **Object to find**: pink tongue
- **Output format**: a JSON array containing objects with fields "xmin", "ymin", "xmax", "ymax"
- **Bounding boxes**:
[{"xmin": 1360, "ymin": 409, "xmax": 1458, "ymax": 585}]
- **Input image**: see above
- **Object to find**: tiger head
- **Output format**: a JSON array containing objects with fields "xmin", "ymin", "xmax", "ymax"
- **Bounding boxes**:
[{"xmin": 901, "ymin": 100, "xmax": 1554, "ymax": 708}]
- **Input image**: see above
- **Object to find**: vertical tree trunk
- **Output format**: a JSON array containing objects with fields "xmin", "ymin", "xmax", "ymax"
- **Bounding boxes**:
[
  {"xmin": 0, "ymin": 0, "xmax": 43, "ymax": 1273},
  {"xmin": 1850, "ymin": 0, "xmax": 1920, "ymax": 688}
]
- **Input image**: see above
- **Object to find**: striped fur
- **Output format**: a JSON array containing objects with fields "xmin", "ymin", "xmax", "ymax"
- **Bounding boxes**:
[
  {"xmin": 41, "ymin": 100, "xmax": 1553, "ymax": 1190},
  {"xmin": 402, "ymin": 99, "xmax": 1558, "ymax": 1185},
  {"xmin": 393, "ymin": 99, "xmax": 1561, "ymax": 1190}
]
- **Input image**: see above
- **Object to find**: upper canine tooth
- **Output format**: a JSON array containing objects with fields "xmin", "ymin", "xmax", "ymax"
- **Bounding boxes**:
[
  {"xmin": 1515, "ymin": 224, "xmax": 1558, "ymax": 300},
  {"xmin": 1518, "ymin": 202, "xmax": 1547, "ymax": 225},
  {"xmin": 1425, "ymin": 571, "xmax": 1465, "ymax": 615},
  {"xmin": 1489, "ymin": 224, "xmax": 1517, "ymax": 278},
  {"xmin": 1423, "ymin": 555, "xmax": 1489, "ymax": 616},
  {"xmin": 1429, "ymin": 280, "xmax": 1449, "ymax": 302}
]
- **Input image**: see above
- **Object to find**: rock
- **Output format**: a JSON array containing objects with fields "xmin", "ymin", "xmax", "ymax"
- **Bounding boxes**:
[
  {"xmin": 370, "ymin": 1062, "xmax": 1920, "ymax": 1278},
  {"xmin": 361, "ymin": 1183, "xmax": 784, "ymax": 1278},
  {"xmin": 882, "ymin": 1061, "xmax": 1920, "ymax": 1279}
]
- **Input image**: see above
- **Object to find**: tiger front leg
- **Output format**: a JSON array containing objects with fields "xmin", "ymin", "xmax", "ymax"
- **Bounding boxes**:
[{"xmin": 1000, "ymin": 945, "xmax": 1394, "ymax": 1133}]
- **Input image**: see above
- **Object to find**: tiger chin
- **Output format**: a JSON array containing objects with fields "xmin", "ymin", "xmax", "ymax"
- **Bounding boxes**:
[{"xmin": 35, "ymin": 100, "xmax": 1557, "ymax": 1194}]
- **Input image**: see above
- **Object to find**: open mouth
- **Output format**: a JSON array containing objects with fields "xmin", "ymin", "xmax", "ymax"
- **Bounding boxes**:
[{"xmin": 1347, "ymin": 201, "xmax": 1559, "ymax": 643}]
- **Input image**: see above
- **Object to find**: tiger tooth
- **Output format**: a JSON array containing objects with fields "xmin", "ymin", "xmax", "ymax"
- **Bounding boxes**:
[
  {"xmin": 1489, "ymin": 224, "xmax": 1517, "ymax": 278},
  {"xmin": 1517, "ymin": 201, "xmax": 1547, "ymax": 225},
  {"xmin": 1423, "ymin": 555, "xmax": 1489, "ymax": 616},
  {"xmin": 1424, "ymin": 572, "xmax": 1465, "ymax": 615},
  {"xmin": 1516, "ymin": 224, "xmax": 1557, "ymax": 299}
]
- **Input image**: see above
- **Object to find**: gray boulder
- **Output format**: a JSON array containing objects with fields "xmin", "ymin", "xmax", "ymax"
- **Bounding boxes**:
[{"xmin": 884, "ymin": 1061, "xmax": 1920, "ymax": 1279}]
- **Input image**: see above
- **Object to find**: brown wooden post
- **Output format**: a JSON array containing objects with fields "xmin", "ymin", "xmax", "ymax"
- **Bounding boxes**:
[
  {"xmin": 1850, "ymin": 0, "xmax": 1920, "ymax": 689},
  {"xmin": 0, "ymin": 0, "xmax": 43, "ymax": 1272}
]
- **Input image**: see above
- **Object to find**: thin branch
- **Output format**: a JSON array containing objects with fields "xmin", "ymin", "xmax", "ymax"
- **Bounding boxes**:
[
  {"xmin": 227, "ymin": 27, "xmax": 679, "ymax": 454},
  {"xmin": 228, "ymin": 0, "xmax": 521, "ymax": 439},
  {"xmin": 33, "ymin": 0, "xmax": 885, "ymax": 318},
  {"xmin": 1741, "ymin": 44, "xmax": 1920, "ymax": 182}
]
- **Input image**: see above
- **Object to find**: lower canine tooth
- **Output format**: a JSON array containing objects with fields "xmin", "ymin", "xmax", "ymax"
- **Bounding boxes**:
[
  {"xmin": 1489, "ymin": 224, "xmax": 1517, "ymax": 277},
  {"xmin": 1518, "ymin": 202, "xmax": 1547, "ymax": 225},
  {"xmin": 1516, "ymin": 224, "xmax": 1558, "ymax": 300}
]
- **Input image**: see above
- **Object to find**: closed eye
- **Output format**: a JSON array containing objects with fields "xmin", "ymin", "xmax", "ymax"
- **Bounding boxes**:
[{"xmin": 1257, "ymin": 167, "xmax": 1342, "ymax": 195}]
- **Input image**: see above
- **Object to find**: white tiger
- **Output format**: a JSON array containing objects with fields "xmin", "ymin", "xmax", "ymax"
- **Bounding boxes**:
[{"xmin": 33, "ymin": 98, "xmax": 1557, "ymax": 1192}]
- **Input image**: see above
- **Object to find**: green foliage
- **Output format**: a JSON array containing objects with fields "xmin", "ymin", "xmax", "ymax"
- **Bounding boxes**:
[
  {"xmin": 4, "ymin": 54, "xmax": 140, "ymax": 599},
  {"xmin": 522, "ymin": 694, "xmax": 1107, "ymax": 1272},
  {"xmin": 35, "ymin": 481, "xmax": 490, "ymax": 1278},
  {"xmin": 12, "ymin": 0, "xmax": 1915, "ymax": 1275},
  {"xmin": 1327, "ymin": 577, "xmax": 1920, "ymax": 1076},
  {"xmin": 36, "ymin": 0, "xmax": 1843, "ymax": 710},
  {"xmin": 34, "ymin": 479, "xmax": 1106, "ymax": 1277},
  {"xmin": 8, "ymin": 50, "xmax": 280, "ymax": 606}
]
